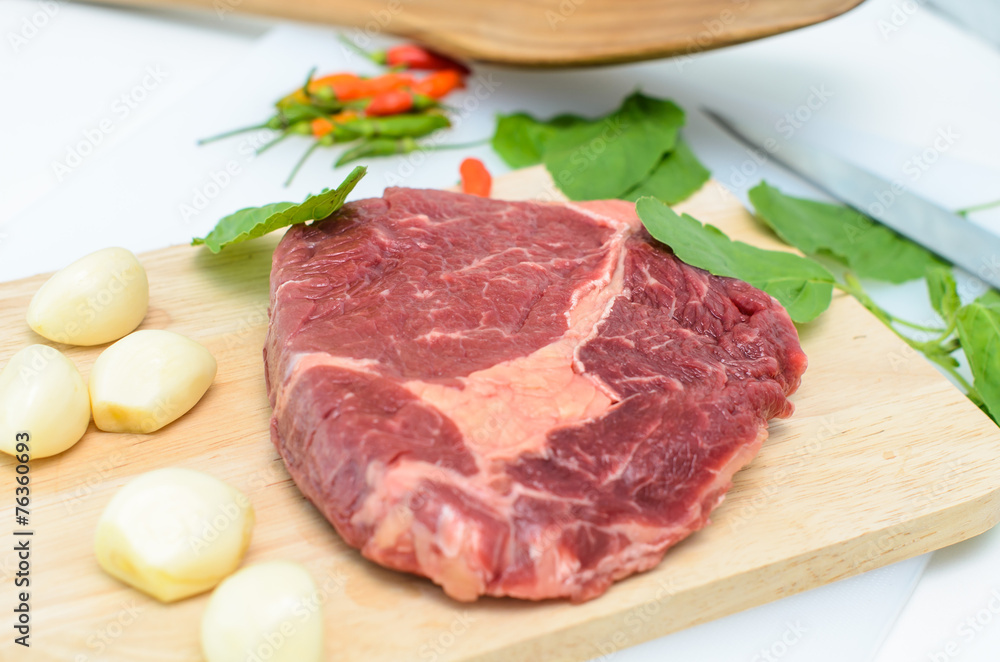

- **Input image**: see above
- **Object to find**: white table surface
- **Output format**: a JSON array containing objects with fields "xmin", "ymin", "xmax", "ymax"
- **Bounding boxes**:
[{"xmin": 4, "ymin": 0, "xmax": 999, "ymax": 660}]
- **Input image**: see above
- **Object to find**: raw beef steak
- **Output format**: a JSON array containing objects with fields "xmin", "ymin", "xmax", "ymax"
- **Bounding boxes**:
[{"xmin": 264, "ymin": 188, "xmax": 807, "ymax": 602}]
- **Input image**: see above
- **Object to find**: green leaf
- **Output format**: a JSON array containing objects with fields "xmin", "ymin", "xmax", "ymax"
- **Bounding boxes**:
[
  {"xmin": 543, "ymin": 92, "xmax": 685, "ymax": 201},
  {"xmin": 748, "ymin": 181, "xmax": 943, "ymax": 283},
  {"xmin": 926, "ymin": 265, "xmax": 961, "ymax": 321},
  {"xmin": 635, "ymin": 196, "xmax": 835, "ymax": 323},
  {"xmin": 956, "ymin": 301, "xmax": 1000, "ymax": 422},
  {"xmin": 491, "ymin": 112, "xmax": 585, "ymax": 169},
  {"xmin": 976, "ymin": 288, "xmax": 1000, "ymax": 307},
  {"xmin": 192, "ymin": 166, "xmax": 366, "ymax": 252},
  {"xmin": 621, "ymin": 138, "xmax": 711, "ymax": 204}
]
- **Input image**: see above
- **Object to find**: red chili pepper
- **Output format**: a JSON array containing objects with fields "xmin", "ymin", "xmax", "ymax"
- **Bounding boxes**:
[
  {"xmin": 365, "ymin": 72, "xmax": 416, "ymax": 95},
  {"xmin": 306, "ymin": 73, "xmax": 414, "ymax": 102},
  {"xmin": 365, "ymin": 89, "xmax": 414, "ymax": 116},
  {"xmin": 459, "ymin": 158, "xmax": 491, "ymax": 197},
  {"xmin": 385, "ymin": 45, "xmax": 470, "ymax": 74},
  {"xmin": 413, "ymin": 70, "xmax": 465, "ymax": 100}
]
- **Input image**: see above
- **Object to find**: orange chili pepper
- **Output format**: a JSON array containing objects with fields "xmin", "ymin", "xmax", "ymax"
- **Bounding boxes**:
[
  {"xmin": 413, "ymin": 70, "xmax": 465, "ymax": 99},
  {"xmin": 310, "ymin": 117, "xmax": 335, "ymax": 138},
  {"xmin": 459, "ymin": 157, "xmax": 491, "ymax": 197},
  {"xmin": 308, "ymin": 73, "xmax": 361, "ymax": 92},
  {"xmin": 366, "ymin": 89, "xmax": 414, "ymax": 116},
  {"xmin": 300, "ymin": 73, "xmax": 365, "ymax": 102}
]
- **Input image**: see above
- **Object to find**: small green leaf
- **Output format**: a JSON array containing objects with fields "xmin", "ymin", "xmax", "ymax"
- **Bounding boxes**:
[
  {"xmin": 926, "ymin": 265, "xmax": 961, "ymax": 321},
  {"xmin": 491, "ymin": 112, "xmax": 585, "ymax": 169},
  {"xmin": 635, "ymin": 196, "xmax": 835, "ymax": 323},
  {"xmin": 749, "ymin": 182, "xmax": 943, "ymax": 283},
  {"xmin": 543, "ymin": 93, "xmax": 685, "ymax": 201},
  {"xmin": 621, "ymin": 138, "xmax": 711, "ymax": 204},
  {"xmin": 956, "ymin": 301, "xmax": 1000, "ymax": 422},
  {"xmin": 193, "ymin": 166, "xmax": 366, "ymax": 252}
]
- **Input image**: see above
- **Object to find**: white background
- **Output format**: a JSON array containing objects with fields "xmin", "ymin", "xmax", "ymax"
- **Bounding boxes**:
[{"xmin": 3, "ymin": 0, "xmax": 1000, "ymax": 659}]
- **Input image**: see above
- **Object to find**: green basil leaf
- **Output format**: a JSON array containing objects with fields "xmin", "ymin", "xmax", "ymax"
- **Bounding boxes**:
[
  {"xmin": 193, "ymin": 166, "xmax": 366, "ymax": 252},
  {"xmin": 956, "ymin": 301, "xmax": 1000, "ymax": 422},
  {"xmin": 543, "ymin": 93, "xmax": 684, "ymax": 201},
  {"xmin": 635, "ymin": 196, "xmax": 835, "ymax": 323},
  {"xmin": 491, "ymin": 112, "xmax": 585, "ymax": 169},
  {"xmin": 749, "ymin": 181, "xmax": 943, "ymax": 283},
  {"xmin": 621, "ymin": 138, "xmax": 711, "ymax": 204},
  {"xmin": 926, "ymin": 265, "xmax": 961, "ymax": 321}
]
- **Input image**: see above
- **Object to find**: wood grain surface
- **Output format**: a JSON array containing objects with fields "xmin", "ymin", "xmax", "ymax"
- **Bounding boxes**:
[
  {"xmin": 1, "ymin": 166, "xmax": 998, "ymax": 661},
  {"xmin": 87, "ymin": 0, "xmax": 866, "ymax": 67}
]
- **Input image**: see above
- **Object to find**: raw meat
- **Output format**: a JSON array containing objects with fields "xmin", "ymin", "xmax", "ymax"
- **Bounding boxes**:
[{"xmin": 264, "ymin": 188, "xmax": 807, "ymax": 603}]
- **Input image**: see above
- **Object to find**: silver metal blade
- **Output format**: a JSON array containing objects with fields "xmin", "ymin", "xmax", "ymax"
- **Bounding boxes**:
[{"xmin": 703, "ymin": 107, "xmax": 1000, "ymax": 291}]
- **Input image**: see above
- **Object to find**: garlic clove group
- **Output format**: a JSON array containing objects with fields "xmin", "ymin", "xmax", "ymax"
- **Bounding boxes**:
[
  {"xmin": 89, "ymin": 329, "xmax": 217, "ymax": 434},
  {"xmin": 27, "ymin": 247, "xmax": 149, "ymax": 346},
  {"xmin": 94, "ymin": 467, "xmax": 254, "ymax": 603},
  {"xmin": 201, "ymin": 561, "xmax": 324, "ymax": 662},
  {"xmin": 0, "ymin": 344, "xmax": 90, "ymax": 459}
]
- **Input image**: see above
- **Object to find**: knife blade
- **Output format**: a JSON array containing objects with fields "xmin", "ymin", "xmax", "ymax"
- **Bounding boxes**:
[{"xmin": 702, "ymin": 107, "xmax": 1000, "ymax": 290}]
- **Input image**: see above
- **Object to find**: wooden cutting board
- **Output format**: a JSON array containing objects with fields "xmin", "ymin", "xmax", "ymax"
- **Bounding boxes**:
[
  {"xmin": 1, "ymin": 167, "xmax": 998, "ymax": 661},
  {"xmin": 89, "ymin": 0, "xmax": 865, "ymax": 66}
]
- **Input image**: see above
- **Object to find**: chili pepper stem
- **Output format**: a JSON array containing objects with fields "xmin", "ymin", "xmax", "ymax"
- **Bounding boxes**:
[
  {"xmin": 256, "ymin": 132, "xmax": 291, "ymax": 155},
  {"xmin": 337, "ymin": 34, "xmax": 382, "ymax": 65},
  {"xmin": 431, "ymin": 138, "xmax": 491, "ymax": 150},
  {"xmin": 300, "ymin": 66, "xmax": 322, "ymax": 106},
  {"xmin": 285, "ymin": 141, "xmax": 321, "ymax": 187},
  {"xmin": 197, "ymin": 123, "xmax": 271, "ymax": 145}
]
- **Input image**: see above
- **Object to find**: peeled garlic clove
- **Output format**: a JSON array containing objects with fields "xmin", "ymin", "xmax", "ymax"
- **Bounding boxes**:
[
  {"xmin": 94, "ymin": 467, "xmax": 254, "ymax": 602},
  {"xmin": 89, "ymin": 329, "xmax": 216, "ymax": 434},
  {"xmin": 27, "ymin": 247, "xmax": 149, "ymax": 346},
  {"xmin": 0, "ymin": 345, "xmax": 90, "ymax": 459},
  {"xmin": 201, "ymin": 561, "xmax": 323, "ymax": 662}
]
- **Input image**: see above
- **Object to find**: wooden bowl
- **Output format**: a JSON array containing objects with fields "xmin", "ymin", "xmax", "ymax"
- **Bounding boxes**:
[{"xmin": 93, "ymin": 0, "xmax": 865, "ymax": 66}]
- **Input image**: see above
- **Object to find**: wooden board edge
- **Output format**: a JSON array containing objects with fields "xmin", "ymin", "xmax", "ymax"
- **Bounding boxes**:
[{"xmin": 468, "ymin": 486, "xmax": 1000, "ymax": 662}]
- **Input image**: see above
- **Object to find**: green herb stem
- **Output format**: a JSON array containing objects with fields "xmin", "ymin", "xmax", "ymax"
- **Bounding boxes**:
[
  {"xmin": 927, "ymin": 353, "xmax": 979, "ymax": 399},
  {"xmin": 838, "ymin": 274, "xmax": 949, "ymax": 335},
  {"xmin": 956, "ymin": 199, "xmax": 1000, "ymax": 217},
  {"xmin": 836, "ymin": 274, "xmax": 985, "ymax": 404},
  {"xmin": 837, "ymin": 274, "xmax": 896, "ymax": 329},
  {"xmin": 887, "ymin": 317, "xmax": 947, "ymax": 335}
]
